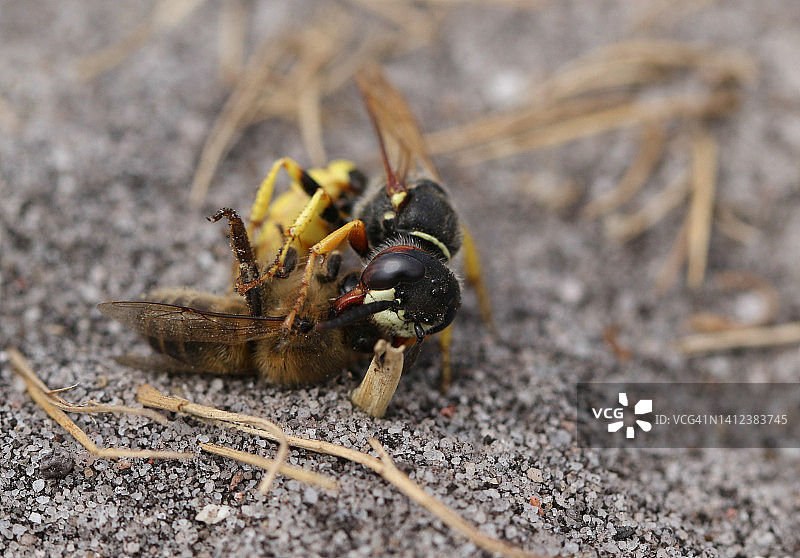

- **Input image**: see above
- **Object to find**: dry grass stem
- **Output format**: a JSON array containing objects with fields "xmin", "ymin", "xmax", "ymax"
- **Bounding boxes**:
[
  {"xmin": 424, "ymin": 40, "xmax": 752, "ymax": 300},
  {"xmin": 199, "ymin": 443, "xmax": 338, "ymax": 493},
  {"xmin": 529, "ymin": 60, "xmax": 665, "ymax": 108},
  {"xmin": 605, "ymin": 168, "xmax": 690, "ymax": 243},
  {"xmin": 189, "ymin": 11, "xmax": 357, "ymax": 205},
  {"xmin": 575, "ymin": 40, "xmax": 757, "ymax": 84},
  {"xmin": 188, "ymin": 1, "xmax": 452, "ymax": 204},
  {"xmin": 8, "ymin": 348, "xmax": 193, "ymax": 460},
  {"xmin": 9, "ymin": 348, "xmax": 168, "ymax": 424},
  {"xmin": 426, "ymin": 93, "xmax": 628, "ymax": 156},
  {"xmin": 687, "ymin": 271, "xmax": 780, "ymax": 331},
  {"xmin": 350, "ymin": 340, "xmax": 405, "ymax": 419},
  {"xmin": 189, "ymin": 20, "xmax": 339, "ymax": 205},
  {"xmin": 75, "ymin": 20, "xmax": 153, "ymax": 81},
  {"xmin": 138, "ymin": 384, "xmax": 383, "ymax": 467},
  {"xmin": 188, "ymin": 34, "xmax": 287, "ymax": 205},
  {"xmin": 632, "ymin": 0, "xmax": 722, "ymax": 33},
  {"xmin": 74, "ymin": 1, "xmax": 448, "ymax": 205},
  {"xmin": 582, "ymin": 124, "xmax": 667, "ymax": 219},
  {"xmin": 138, "ymin": 385, "xmax": 542, "ymax": 558},
  {"xmin": 42, "ymin": 396, "xmax": 168, "ymax": 424},
  {"xmin": 427, "ymin": 39, "xmax": 753, "ymax": 161},
  {"xmin": 686, "ymin": 128, "xmax": 719, "ymax": 288},
  {"xmin": 678, "ymin": 322, "xmax": 800, "ymax": 355},
  {"xmin": 136, "ymin": 384, "xmax": 289, "ymax": 493},
  {"xmin": 367, "ymin": 439, "xmax": 546, "ymax": 558},
  {"xmin": 75, "ymin": 0, "xmax": 204, "ymax": 81},
  {"xmin": 715, "ymin": 204, "xmax": 761, "ymax": 245},
  {"xmin": 447, "ymin": 90, "xmax": 736, "ymax": 167},
  {"xmin": 297, "ymin": 77, "xmax": 327, "ymax": 168},
  {"xmin": 349, "ymin": 0, "xmax": 446, "ymax": 43},
  {"xmin": 217, "ymin": 0, "xmax": 247, "ymax": 85},
  {"xmin": 654, "ymin": 217, "xmax": 689, "ymax": 293}
]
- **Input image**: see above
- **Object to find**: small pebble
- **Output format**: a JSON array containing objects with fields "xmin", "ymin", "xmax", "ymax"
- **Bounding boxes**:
[
  {"xmin": 526, "ymin": 467, "xmax": 544, "ymax": 483},
  {"xmin": 195, "ymin": 504, "xmax": 232, "ymax": 525},
  {"xmin": 40, "ymin": 451, "xmax": 74, "ymax": 479}
]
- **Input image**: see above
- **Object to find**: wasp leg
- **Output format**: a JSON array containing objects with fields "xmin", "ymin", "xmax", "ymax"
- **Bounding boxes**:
[
  {"xmin": 461, "ymin": 223, "xmax": 495, "ymax": 334},
  {"xmin": 248, "ymin": 157, "xmax": 312, "ymax": 241},
  {"xmin": 238, "ymin": 186, "xmax": 341, "ymax": 297},
  {"xmin": 249, "ymin": 156, "xmax": 347, "ymax": 254},
  {"xmin": 283, "ymin": 220, "xmax": 369, "ymax": 329},
  {"xmin": 351, "ymin": 339, "xmax": 405, "ymax": 418}
]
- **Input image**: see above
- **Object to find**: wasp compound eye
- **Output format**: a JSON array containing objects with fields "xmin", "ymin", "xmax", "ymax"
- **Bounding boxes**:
[{"xmin": 361, "ymin": 250, "xmax": 426, "ymax": 290}]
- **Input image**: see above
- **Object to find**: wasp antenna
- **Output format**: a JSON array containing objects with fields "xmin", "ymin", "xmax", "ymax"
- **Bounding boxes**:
[
  {"xmin": 356, "ymin": 70, "xmax": 406, "ymax": 200},
  {"xmin": 368, "ymin": 100, "xmax": 404, "ymax": 195}
]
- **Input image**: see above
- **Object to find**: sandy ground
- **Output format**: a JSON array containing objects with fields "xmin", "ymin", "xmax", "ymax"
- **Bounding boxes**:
[{"xmin": 2, "ymin": 1, "xmax": 800, "ymax": 557}]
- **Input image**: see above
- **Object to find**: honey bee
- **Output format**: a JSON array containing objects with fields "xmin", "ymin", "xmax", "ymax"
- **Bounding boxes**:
[
  {"xmin": 99, "ymin": 64, "xmax": 488, "ymax": 415},
  {"xmin": 98, "ymin": 209, "xmax": 380, "ymax": 385}
]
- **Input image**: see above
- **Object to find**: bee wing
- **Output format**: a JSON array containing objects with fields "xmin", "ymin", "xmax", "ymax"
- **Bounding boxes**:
[
  {"xmin": 356, "ymin": 63, "xmax": 440, "ymax": 197},
  {"xmin": 97, "ymin": 301, "xmax": 285, "ymax": 344}
]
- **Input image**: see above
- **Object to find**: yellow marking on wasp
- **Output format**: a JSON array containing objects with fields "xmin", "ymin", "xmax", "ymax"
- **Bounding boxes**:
[
  {"xmin": 411, "ymin": 231, "xmax": 451, "ymax": 261},
  {"xmin": 391, "ymin": 191, "xmax": 407, "ymax": 209}
]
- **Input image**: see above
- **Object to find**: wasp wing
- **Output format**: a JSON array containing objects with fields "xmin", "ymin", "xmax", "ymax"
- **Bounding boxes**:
[
  {"xmin": 97, "ymin": 301, "xmax": 285, "ymax": 344},
  {"xmin": 356, "ymin": 63, "xmax": 440, "ymax": 196}
]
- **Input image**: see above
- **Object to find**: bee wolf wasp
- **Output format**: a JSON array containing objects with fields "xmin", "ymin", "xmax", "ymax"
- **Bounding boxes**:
[{"xmin": 99, "ymin": 64, "xmax": 489, "ymax": 417}]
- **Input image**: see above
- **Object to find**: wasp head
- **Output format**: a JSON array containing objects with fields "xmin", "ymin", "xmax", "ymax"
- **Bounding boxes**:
[{"xmin": 323, "ymin": 241, "xmax": 461, "ymax": 342}]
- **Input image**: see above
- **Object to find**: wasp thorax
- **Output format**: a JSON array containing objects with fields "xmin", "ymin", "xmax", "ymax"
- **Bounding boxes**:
[
  {"xmin": 361, "ymin": 246, "xmax": 461, "ymax": 339},
  {"xmin": 358, "ymin": 179, "xmax": 462, "ymax": 261}
]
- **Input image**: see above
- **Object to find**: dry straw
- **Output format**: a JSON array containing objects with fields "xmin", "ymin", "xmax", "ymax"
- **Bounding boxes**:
[{"xmin": 8, "ymin": 349, "xmax": 547, "ymax": 558}]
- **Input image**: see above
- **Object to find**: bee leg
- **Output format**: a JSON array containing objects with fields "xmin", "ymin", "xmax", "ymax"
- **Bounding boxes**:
[
  {"xmin": 351, "ymin": 339, "xmax": 405, "ymax": 418},
  {"xmin": 208, "ymin": 208, "xmax": 262, "ymax": 316},
  {"xmin": 461, "ymin": 224, "xmax": 496, "ymax": 335},
  {"xmin": 283, "ymin": 220, "xmax": 368, "ymax": 329},
  {"xmin": 248, "ymin": 156, "xmax": 346, "ymax": 269},
  {"xmin": 317, "ymin": 252, "xmax": 342, "ymax": 283},
  {"xmin": 238, "ymin": 186, "xmax": 341, "ymax": 297}
]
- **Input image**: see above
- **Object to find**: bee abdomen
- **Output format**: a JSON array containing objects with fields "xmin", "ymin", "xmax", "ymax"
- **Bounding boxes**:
[
  {"xmin": 145, "ymin": 335, "xmax": 253, "ymax": 375},
  {"xmin": 250, "ymin": 328, "xmax": 359, "ymax": 385},
  {"xmin": 144, "ymin": 288, "xmax": 254, "ymax": 374}
]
